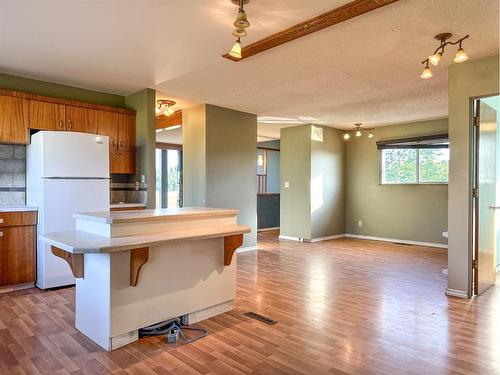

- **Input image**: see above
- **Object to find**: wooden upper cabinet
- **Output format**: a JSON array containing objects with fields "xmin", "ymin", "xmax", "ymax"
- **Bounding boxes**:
[
  {"xmin": 0, "ymin": 95, "xmax": 29, "ymax": 144},
  {"xmin": 118, "ymin": 114, "xmax": 136, "ymax": 150},
  {"xmin": 66, "ymin": 106, "xmax": 98, "ymax": 134},
  {"xmin": 29, "ymin": 100, "xmax": 66, "ymax": 131},
  {"xmin": 97, "ymin": 110, "xmax": 120, "ymax": 149}
]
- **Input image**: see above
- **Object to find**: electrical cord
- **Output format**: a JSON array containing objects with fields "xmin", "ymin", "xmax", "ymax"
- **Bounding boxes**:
[{"xmin": 171, "ymin": 322, "xmax": 208, "ymax": 344}]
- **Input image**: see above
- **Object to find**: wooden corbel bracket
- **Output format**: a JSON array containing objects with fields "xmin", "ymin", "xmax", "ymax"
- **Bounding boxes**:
[
  {"xmin": 224, "ymin": 234, "xmax": 244, "ymax": 266},
  {"xmin": 51, "ymin": 246, "xmax": 84, "ymax": 278},
  {"xmin": 130, "ymin": 247, "xmax": 149, "ymax": 287}
]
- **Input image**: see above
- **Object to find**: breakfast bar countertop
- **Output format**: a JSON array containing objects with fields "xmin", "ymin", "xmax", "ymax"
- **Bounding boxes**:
[
  {"xmin": 0, "ymin": 206, "xmax": 38, "ymax": 212},
  {"xmin": 75, "ymin": 207, "xmax": 239, "ymax": 224}
]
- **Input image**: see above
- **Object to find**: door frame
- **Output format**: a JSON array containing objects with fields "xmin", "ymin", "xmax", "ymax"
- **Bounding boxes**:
[{"xmin": 470, "ymin": 94, "xmax": 499, "ymax": 296}]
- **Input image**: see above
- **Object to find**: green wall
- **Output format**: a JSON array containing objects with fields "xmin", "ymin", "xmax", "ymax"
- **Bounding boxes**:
[
  {"xmin": 280, "ymin": 125, "xmax": 311, "ymax": 239},
  {"xmin": 280, "ymin": 124, "xmax": 345, "ymax": 240},
  {"xmin": 0, "ymin": 72, "xmax": 125, "ymax": 107},
  {"xmin": 448, "ymin": 55, "xmax": 499, "ymax": 297},
  {"xmin": 125, "ymin": 89, "xmax": 156, "ymax": 209},
  {"xmin": 183, "ymin": 104, "xmax": 258, "ymax": 248},
  {"xmin": 346, "ymin": 119, "xmax": 449, "ymax": 244}
]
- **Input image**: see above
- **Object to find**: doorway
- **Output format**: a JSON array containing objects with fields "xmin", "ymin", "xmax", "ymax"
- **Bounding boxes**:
[
  {"xmin": 472, "ymin": 95, "xmax": 499, "ymax": 295},
  {"xmin": 155, "ymin": 145, "xmax": 183, "ymax": 209}
]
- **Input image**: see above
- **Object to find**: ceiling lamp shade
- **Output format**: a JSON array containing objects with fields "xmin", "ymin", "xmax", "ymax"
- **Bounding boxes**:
[
  {"xmin": 368, "ymin": 130, "xmax": 374, "ymax": 139},
  {"xmin": 233, "ymin": 28, "xmax": 247, "ymax": 38},
  {"xmin": 420, "ymin": 33, "xmax": 469, "ymax": 79},
  {"xmin": 421, "ymin": 66, "xmax": 433, "ymax": 79},
  {"xmin": 454, "ymin": 47, "xmax": 469, "ymax": 63},
  {"xmin": 429, "ymin": 52, "xmax": 442, "ymax": 66},
  {"xmin": 234, "ymin": 9, "xmax": 250, "ymax": 29},
  {"xmin": 343, "ymin": 132, "xmax": 350, "ymax": 140},
  {"xmin": 229, "ymin": 38, "xmax": 242, "ymax": 59}
]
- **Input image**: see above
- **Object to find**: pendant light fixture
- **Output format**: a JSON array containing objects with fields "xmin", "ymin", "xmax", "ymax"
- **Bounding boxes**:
[
  {"xmin": 343, "ymin": 132, "xmax": 350, "ymax": 140},
  {"xmin": 355, "ymin": 123, "xmax": 362, "ymax": 137},
  {"xmin": 156, "ymin": 100, "xmax": 176, "ymax": 117},
  {"xmin": 368, "ymin": 129, "xmax": 374, "ymax": 139},
  {"xmin": 227, "ymin": 0, "xmax": 250, "ymax": 60},
  {"xmin": 420, "ymin": 33, "xmax": 469, "ymax": 79}
]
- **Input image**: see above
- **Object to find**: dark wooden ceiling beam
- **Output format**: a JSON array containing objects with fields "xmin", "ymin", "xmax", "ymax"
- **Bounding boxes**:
[
  {"xmin": 223, "ymin": 0, "xmax": 400, "ymax": 62},
  {"xmin": 156, "ymin": 110, "xmax": 182, "ymax": 129}
]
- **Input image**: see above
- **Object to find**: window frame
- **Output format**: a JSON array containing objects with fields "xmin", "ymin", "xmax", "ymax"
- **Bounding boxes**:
[{"xmin": 379, "ymin": 147, "xmax": 449, "ymax": 186}]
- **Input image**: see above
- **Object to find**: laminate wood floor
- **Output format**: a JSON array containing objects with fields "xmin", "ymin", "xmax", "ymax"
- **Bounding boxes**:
[{"xmin": 1, "ymin": 232, "xmax": 499, "ymax": 374}]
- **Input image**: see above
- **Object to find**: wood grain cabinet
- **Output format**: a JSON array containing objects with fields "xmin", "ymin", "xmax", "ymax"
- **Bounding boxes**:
[
  {"xmin": 97, "ymin": 111, "xmax": 136, "ymax": 174},
  {"xmin": 0, "ymin": 95, "xmax": 29, "ymax": 144},
  {"xmin": 0, "ymin": 211, "xmax": 37, "ymax": 290},
  {"xmin": 29, "ymin": 100, "xmax": 65, "ymax": 131},
  {"xmin": 65, "ymin": 106, "xmax": 98, "ymax": 134}
]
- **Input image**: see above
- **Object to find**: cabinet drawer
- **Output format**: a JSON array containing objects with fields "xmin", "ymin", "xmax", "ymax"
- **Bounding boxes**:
[
  {"xmin": 0, "ymin": 212, "xmax": 37, "ymax": 227},
  {"xmin": 0, "ymin": 226, "xmax": 36, "ymax": 286}
]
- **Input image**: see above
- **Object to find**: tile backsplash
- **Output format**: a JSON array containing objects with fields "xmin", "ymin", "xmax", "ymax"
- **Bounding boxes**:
[
  {"xmin": 0, "ymin": 144, "xmax": 26, "ymax": 205},
  {"xmin": 110, "ymin": 174, "xmax": 147, "ymax": 204}
]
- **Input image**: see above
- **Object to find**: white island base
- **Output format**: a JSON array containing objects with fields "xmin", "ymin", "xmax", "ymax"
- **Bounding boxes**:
[{"xmin": 43, "ymin": 208, "xmax": 250, "ymax": 351}]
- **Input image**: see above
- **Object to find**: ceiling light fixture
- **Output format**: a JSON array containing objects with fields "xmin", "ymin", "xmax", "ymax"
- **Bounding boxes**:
[
  {"xmin": 228, "ymin": 0, "xmax": 250, "ymax": 60},
  {"xmin": 156, "ymin": 99, "xmax": 176, "ymax": 117},
  {"xmin": 343, "ymin": 123, "xmax": 374, "ymax": 141},
  {"xmin": 420, "ymin": 33, "xmax": 469, "ymax": 79}
]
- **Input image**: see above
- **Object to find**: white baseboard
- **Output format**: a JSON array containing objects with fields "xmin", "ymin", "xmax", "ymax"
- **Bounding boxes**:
[
  {"xmin": 257, "ymin": 227, "xmax": 280, "ymax": 232},
  {"xmin": 445, "ymin": 288, "xmax": 469, "ymax": 299},
  {"xmin": 237, "ymin": 246, "xmax": 258, "ymax": 253},
  {"xmin": 346, "ymin": 234, "xmax": 448, "ymax": 249},
  {"xmin": 110, "ymin": 330, "xmax": 138, "ymax": 351},
  {"xmin": 278, "ymin": 235, "xmax": 303, "ymax": 242},
  {"xmin": 305, "ymin": 234, "xmax": 346, "ymax": 243}
]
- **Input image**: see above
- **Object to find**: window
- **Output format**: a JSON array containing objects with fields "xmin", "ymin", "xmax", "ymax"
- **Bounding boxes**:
[{"xmin": 381, "ymin": 148, "xmax": 449, "ymax": 184}]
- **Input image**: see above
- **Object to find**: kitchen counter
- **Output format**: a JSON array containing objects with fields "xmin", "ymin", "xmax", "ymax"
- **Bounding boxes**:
[
  {"xmin": 42, "ymin": 207, "xmax": 250, "ymax": 351},
  {"xmin": 0, "ymin": 206, "xmax": 38, "ymax": 212}
]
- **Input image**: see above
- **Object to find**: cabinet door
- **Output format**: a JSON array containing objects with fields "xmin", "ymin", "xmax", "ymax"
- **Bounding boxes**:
[
  {"xmin": 29, "ymin": 100, "xmax": 65, "ymax": 131},
  {"xmin": 97, "ymin": 110, "xmax": 119, "ymax": 150},
  {"xmin": 0, "ymin": 96, "xmax": 29, "ymax": 144},
  {"xmin": 66, "ymin": 106, "xmax": 98, "ymax": 134},
  {"xmin": 118, "ymin": 114, "xmax": 136, "ymax": 150},
  {"xmin": 0, "ymin": 226, "xmax": 36, "ymax": 286},
  {"xmin": 110, "ymin": 150, "xmax": 136, "ymax": 174}
]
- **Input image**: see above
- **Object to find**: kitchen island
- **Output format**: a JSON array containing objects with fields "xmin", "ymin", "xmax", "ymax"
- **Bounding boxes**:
[{"xmin": 42, "ymin": 207, "xmax": 250, "ymax": 351}]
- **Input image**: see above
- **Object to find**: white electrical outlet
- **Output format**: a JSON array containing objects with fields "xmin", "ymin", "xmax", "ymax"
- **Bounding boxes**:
[
  {"xmin": 284, "ymin": 181, "xmax": 290, "ymax": 188},
  {"xmin": 358, "ymin": 220, "xmax": 363, "ymax": 227}
]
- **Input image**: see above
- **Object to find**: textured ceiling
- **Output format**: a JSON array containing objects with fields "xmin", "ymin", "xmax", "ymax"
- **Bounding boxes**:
[{"xmin": 1, "ymin": 0, "xmax": 498, "ymax": 138}]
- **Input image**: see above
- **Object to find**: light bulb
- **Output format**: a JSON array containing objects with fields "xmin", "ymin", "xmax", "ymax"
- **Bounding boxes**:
[
  {"xmin": 155, "ymin": 106, "xmax": 162, "ymax": 116},
  {"xmin": 229, "ymin": 39, "xmax": 242, "ymax": 59},
  {"xmin": 368, "ymin": 130, "xmax": 374, "ymax": 139},
  {"xmin": 343, "ymin": 132, "xmax": 350, "ymax": 140},
  {"xmin": 429, "ymin": 52, "xmax": 442, "ymax": 66},
  {"xmin": 454, "ymin": 47, "xmax": 469, "ymax": 63},
  {"xmin": 420, "ymin": 66, "xmax": 433, "ymax": 79},
  {"xmin": 356, "ymin": 130, "xmax": 362, "ymax": 137}
]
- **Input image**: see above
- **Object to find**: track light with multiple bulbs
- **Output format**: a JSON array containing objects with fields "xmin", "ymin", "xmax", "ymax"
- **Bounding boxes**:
[
  {"xmin": 228, "ymin": 0, "xmax": 250, "ymax": 60},
  {"xmin": 420, "ymin": 33, "xmax": 469, "ymax": 79},
  {"xmin": 155, "ymin": 100, "xmax": 176, "ymax": 117},
  {"xmin": 343, "ymin": 123, "xmax": 374, "ymax": 141}
]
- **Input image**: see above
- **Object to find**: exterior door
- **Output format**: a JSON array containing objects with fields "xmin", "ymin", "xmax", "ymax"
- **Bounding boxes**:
[{"xmin": 474, "ymin": 99, "xmax": 498, "ymax": 295}]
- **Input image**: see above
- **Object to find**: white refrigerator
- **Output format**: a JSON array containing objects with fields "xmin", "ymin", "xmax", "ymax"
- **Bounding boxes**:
[{"xmin": 27, "ymin": 131, "xmax": 110, "ymax": 289}]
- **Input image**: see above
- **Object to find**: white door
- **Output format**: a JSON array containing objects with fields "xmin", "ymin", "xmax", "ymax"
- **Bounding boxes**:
[
  {"xmin": 38, "ymin": 131, "xmax": 109, "ymax": 178},
  {"xmin": 37, "ymin": 178, "xmax": 110, "ymax": 289}
]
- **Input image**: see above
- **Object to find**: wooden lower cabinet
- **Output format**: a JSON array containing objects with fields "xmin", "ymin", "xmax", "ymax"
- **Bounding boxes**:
[
  {"xmin": 0, "ymin": 215, "xmax": 36, "ymax": 289},
  {"xmin": 110, "ymin": 150, "xmax": 136, "ymax": 174}
]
